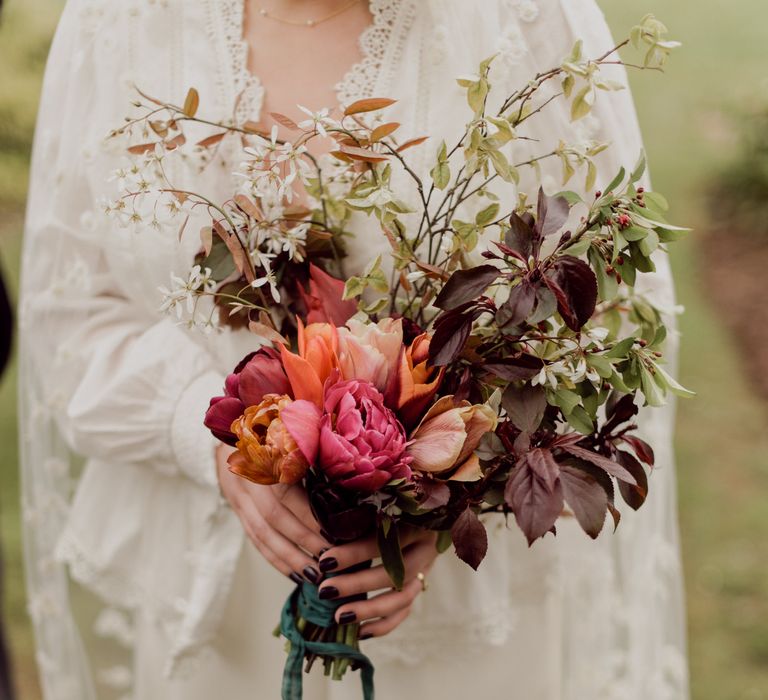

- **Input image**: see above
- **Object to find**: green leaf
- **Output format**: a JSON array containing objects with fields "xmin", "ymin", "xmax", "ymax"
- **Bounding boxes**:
[
  {"xmin": 552, "ymin": 387, "xmax": 581, "ymax": 414},
  {"xmin": 562, "ymin": 74, "xmax": 575, "ymax": 98},
  {"xmin": 605, "ymin": 337, "xmax": 636, "ymax": 359},
  {"xmin": 630, "ymin": 152, "xmax": 647, "ymax": 184},
  {"xmin": 586, "ymin": 353, "xmax": 614, "ymax": 379},
  {"xmin": 343, "ymin": 276, "xmax": 365, "ymax": 300},
  {"xmin": 467, "ymin": 78, "xmax": 489, "ymax": 115},
  {"xmin": 585, "ymin": 160, "xmax": 598, "ymax": 192},
  {"xmin": 431, "ymin": 161, "xmax": 451, "ymax": 190},
  {"xmin": 571, "ymin": 84, "xmax": 595, "ymax": 121},
  {"xmin": 604, "ymin": 167, "xmax": 626, "ymax": 194},
  {"xmin": 653, "ymin": 364, "xmax": 696, "ymax": 398},
  {"xmin": 567, "ymin": 39, "xmax": 584, "ymax": 63},
  {"xmin": 622, "ymin": 226, "xmax": 649, "ymax": 242},
  {"xmin": 476, "ymin": 203, "xmax": 500, "ymax": 226},
  {"xmin": 638, "ymin": 227, "xmax": 659, "ymax": 256},
  {"xmin": 643, "ymin": 191, "xmax": 669, "ymax": 212},
  {"xmin": 566, "ymin": 405, "xmax": 595, "ymax": 435},
  {"xmin": 639, "ymin": 366, "xmax": 665, "ymax": 407},
  {"xmin": 377, "ymin": 517, "xmax": 405, "ymax": 590},
  {"xmin": 561, "ymin": 237, "xmax": 590, "ymax": 257},
  {"xmin": 435, "ymin": 530, "xmax": 453, "ymax": 554}
]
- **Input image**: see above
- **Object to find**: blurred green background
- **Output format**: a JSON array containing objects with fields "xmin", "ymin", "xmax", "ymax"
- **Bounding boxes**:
[{"xmin": 1, "ymin": 1, "xmax": 767, "ymax": 698}]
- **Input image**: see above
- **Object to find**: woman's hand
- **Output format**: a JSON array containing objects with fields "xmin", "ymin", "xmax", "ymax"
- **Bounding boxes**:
[
  {"xmin": 317, "ymin": 530, "xmax": 439, "ymax": 639},
  {"xmin": 217, "ymin": 445, "xmax": 439, "ymax": 637},
  {"xmin": 216, "ymin": 444, "xmax": 331, "ymax": 583}
]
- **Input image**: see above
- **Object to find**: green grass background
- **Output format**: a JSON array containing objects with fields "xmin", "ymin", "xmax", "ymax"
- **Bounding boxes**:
[{"xmin": 1, "ymin": 1, "xmax": 767, "ymax": 698}]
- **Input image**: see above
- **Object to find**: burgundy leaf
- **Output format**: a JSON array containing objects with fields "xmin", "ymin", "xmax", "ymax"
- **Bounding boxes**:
[
  {"xmin": 607, "ymin": 503, "xmax": 621, "ymax": 530},
  {"xmin": 430, "ymin": 309, "xmax": 478, "ymax": 366},
  {"xmin": 561, "ymin": 444, "xmax": 637, "ymax": 485},
  {"xmin": 496, "ymin": 280, "xmax": 536, "ymax": 329},
  {"xmin": 416, "ymin": 476, "xmax": 451, "ymax": 510},
  {"xmin": 434, "ymin": 265, "xmax": 500, "ymax": 311},
  {"xmin": 550, "ymin": 432, "xmax": 584, "ymax": 448},
  {"xmin": 536, "ymin": 188, "xmax": 571, "ymax": 237},
  {"xmin": 484, "ymin": 353, "xmax": 544, "ymax": 381},
  {"xmin": 451, "ymin": 507, "xmax": 488, "ymax": 570},
  {"xmin": 527, "ymin": 285, "xmax": 558, "ymax": 325},
  {"xmin": 559, "ymin": 464, "xmax": 608, "ymax": 539},
  {"xmin": 505, "ymin": 212, "xmax": 535, "ymax": 258},
  {"xmin": 545, "ymin": 256, "xmax": 598, "ymax": 331},
  {"xmin": 606, "ymin": 392, "xmax": 639, "ymax": 427},
  {"xmin": 506, "ymin": 448, "xmax": 563, "ymax": 543},
  {"xmin": 622, "ymin": 435, "xmax": 655, "ymax": 467},
  {"xmin": 505, "ymin": 453, "xmax": 564, "ymax": 545},
  {"xmin": 525, "ymin": 448, "xmax": 561, "ymax": 490},
  {"xmin": 615, "ymin": 450, "xmax": 648, "ymax": 510},
  {"xmin": 502, "ymin": 384, "xmax": 547, "ymax": 434}
]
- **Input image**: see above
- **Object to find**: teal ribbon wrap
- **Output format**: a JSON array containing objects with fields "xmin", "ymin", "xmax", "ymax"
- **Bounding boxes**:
[{"xmin": 279, "ymin": 582, "xmax": 375, "ymax": 700}]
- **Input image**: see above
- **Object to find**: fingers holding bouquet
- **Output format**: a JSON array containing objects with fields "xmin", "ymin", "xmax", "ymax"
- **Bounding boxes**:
[
  {"xmin": 318, "ymin": 530, "xmax": 438, "ymax": 638},
  {"xmin": 216, "ymin": 444, "xmax": 331, "ymax": 582}
]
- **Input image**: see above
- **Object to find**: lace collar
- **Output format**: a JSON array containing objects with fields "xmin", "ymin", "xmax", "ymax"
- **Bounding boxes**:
[{"xmin": 209, "ymin": 0, "xmax": 413, "ymax": 123}]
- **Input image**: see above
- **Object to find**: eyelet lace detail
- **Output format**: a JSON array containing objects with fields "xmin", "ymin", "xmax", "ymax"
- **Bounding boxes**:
[{"xmin": 209, "ymin": 0, "xmax": 409, "ymax": 123}]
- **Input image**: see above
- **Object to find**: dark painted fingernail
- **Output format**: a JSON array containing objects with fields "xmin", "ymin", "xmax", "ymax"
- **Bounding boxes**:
[
  {"xmin": 289, "ymin": 572, "xmax": 304, "ymax": 585},
  {"xmin": 319, "ymin": 556, "xmax": 338, "ymax": 573},
  {"xmin": 303, "ymin": 566, "xmax": 321, "ymax": 584},
  {"xmin": 339, "ymin": 611, "xmax": 357, "ymax": 624},
  {"xmin": 359, "ymin": 632, "xmax": 373, "ymax": 641},
  {"xmin": 318, "ymin": 585, "xmax": 339, "ymax": 600}
]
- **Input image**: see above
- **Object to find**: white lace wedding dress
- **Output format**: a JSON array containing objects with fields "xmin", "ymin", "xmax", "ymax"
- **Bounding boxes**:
[{"xmin": 18, "ymin": 1, "xmax": 689, "ymax": 698}]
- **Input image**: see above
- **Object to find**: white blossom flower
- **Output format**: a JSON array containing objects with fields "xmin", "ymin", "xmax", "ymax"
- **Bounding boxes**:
[
  {"xmin": 158, "ymin": 265, "xmax": 215, "ymax": 319},
  {"xmin": 251, "ymin": 268, "xmax": 281, "ymax": 303},
  {"xmin": 297, "ymin": 105, "xmax": 334, "ymax": 138}
]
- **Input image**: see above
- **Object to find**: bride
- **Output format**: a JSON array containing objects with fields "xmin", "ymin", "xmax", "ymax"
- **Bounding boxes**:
[{"xmin": 18, "ymin": 1, "xmax": 689, "ymax": 698}]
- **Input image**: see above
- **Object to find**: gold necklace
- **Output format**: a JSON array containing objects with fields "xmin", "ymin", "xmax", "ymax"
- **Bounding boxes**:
[{"xmin": 256, "ymin": 0, "xmax": 361, "ymax": 28}]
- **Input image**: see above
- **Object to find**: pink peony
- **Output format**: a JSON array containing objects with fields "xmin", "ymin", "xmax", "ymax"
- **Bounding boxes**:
[
  {"xmin": 281, "ymin": 376, "xmax": 413, "ymax": 493},
  {"xmin": 204, "ymin": 347, "xmax": 291, "ymax": 445}
]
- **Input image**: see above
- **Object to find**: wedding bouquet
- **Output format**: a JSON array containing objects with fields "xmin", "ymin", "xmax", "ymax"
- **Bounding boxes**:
[{"xmin": 109, "ymin": 15, "xmax": 688, "ymax": 699}]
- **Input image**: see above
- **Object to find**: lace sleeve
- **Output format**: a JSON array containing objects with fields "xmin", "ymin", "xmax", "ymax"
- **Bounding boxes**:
[{"xmin": 20, "ymin": 0, "xmax": 223, "ymax": 489}]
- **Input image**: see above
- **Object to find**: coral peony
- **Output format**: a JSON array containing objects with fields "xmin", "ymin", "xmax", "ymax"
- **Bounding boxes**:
[{"xmin": 227, "ymin": 394, "xmax": 309, "ymax": 486}]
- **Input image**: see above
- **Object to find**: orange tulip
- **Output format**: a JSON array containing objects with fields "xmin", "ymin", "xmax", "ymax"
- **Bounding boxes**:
[
  {"xmin": 228, "ymin": 394, "xmax": 310, "ymax": 485},
  {"xmin": 279, "ymin": 320, "xmax": 340, "ymax": 406},
  {"xmin": 385, "ymin": 332, "xmax": 444, "ymax": 427}
]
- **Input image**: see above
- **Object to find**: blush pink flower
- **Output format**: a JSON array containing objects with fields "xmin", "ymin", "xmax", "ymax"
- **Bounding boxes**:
[
  {"xmin": 281, "ymin": 377, "xmax": 413, "ymax": 493},
  {"xmin": 337, "ymin": 317, "xmax": 403, "ymax": 392},
  {"xmin": 407, "ymin": 396, "xmax": 497, "ymax": 481}
]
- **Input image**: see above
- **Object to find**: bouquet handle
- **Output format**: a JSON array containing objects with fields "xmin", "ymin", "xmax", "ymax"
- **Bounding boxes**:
[{"xmin": 280, "ymin": 582, "xmax": 375, "ymax": 700}]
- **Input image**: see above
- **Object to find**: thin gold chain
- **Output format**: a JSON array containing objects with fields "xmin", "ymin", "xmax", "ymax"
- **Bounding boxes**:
[{"xmin": 256, "ymin": 0, "xmax": 362, "ymax": 28}]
